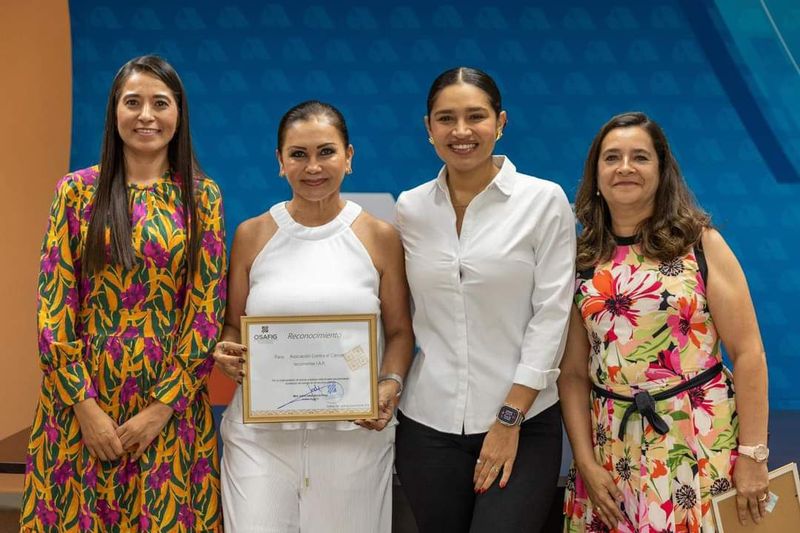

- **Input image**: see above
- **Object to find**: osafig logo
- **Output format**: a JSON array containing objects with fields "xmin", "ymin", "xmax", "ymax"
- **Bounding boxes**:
[{"xmin": 253, "ymin": 324, "xmax": 278, "ymax": 343}]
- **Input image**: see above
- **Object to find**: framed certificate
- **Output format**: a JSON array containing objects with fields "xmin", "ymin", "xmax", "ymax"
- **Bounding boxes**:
[
  {"xmin": 711, "ymin": 462, "xmax": 800, "ymax": 532},
  {"xmin": 241, "ymin": 314, "xmax": 379, "ymax": 423}
]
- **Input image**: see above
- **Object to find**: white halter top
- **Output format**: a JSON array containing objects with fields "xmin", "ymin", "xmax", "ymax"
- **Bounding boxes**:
[{"xmin": 223, "ymin": 201, "xmax": 383, "ymax": 430}]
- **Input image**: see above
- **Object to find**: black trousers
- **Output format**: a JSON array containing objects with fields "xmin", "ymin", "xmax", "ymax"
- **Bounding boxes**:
[{"xmin": 395, "ymin": 403, "xmax": 562, "ymax": 533}]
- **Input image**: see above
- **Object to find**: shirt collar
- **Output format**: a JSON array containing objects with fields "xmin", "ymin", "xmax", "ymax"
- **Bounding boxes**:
[{"xmin": 434, "ymin": 155, "xmax": 515, "ymax": 198}]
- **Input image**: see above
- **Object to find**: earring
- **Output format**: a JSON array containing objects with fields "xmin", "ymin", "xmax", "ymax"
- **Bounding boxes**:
[
  {"xmin": 596, "ymin": 190, "xmax": 600, "ymax": 197},
  {"xmin": 346, "ymin": 167, "xmax": 352, "ymax": 175},
  {"xmin": 428, "ymin": 136, "xmax": 434, "ymax": 145},
  {"xmin": 496, "ymin": 130, "xmax": 503, "ymax": 141},
  {"xmin": 278, "ymin": 169, "xmax": 285, "ymax": 177}
]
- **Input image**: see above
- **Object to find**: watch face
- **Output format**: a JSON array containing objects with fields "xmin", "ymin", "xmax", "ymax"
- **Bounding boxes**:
[
  {"xmin": 754, "ymin": 445, "xmax": 769, "ymax": 462},
  {"xmin": 498, "ymin": 406, "xmax": 519, "ymax": 425}
]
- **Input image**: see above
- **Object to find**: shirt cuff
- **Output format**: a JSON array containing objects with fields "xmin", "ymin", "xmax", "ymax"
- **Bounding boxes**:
[
  {"xmin": 48, "ymin": 361, "xmax": 97, "ymax": 407},
  {"xmin": 150, "ymin": 365, "xmax": 193, "ymax": 413},
  {"xmin": 513, "ymin": 365, "xmax": 560, "ymax": 390}
]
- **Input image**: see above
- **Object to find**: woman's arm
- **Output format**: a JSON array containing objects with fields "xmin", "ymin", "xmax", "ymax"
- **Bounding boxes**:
[
  {"xmin": 41, "ymin": 174, "xmax": 125, "ymax": 461},
  {"xmin": 558, "ymin": 305, "xmax": 625, "ymax": 529},
  {"xmin": 474, "ymin": 185, "xmax": 576, "ymax": 492},
  {"xmin": 703, "ymin": 228, "xmax": 769, "ymax": 526},
  {"xmin": 213, "ymin": 215, "xmax": 276, "ymax": 382},
  {"xmin": 119, "ymin": 179, "xmax": 227, "ymax": 460},
  {"xmin": 353, "ymin": 217, "xmax": 414, "ymax": 430}
]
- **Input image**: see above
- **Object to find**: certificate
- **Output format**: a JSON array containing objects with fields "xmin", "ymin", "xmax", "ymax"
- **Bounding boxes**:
[
  {"xmin": 711, "ymin": 462, "xmax": 800, "ymax": 532},
  {"xmin": 241, "ymin": 314, "xmax": 378, "ymax": 423}
]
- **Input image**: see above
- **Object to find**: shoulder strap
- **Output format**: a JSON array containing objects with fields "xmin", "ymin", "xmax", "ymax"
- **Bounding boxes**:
[{"xmin": 694, "ymin": 240, "xmax": 708, "ymax": 286}]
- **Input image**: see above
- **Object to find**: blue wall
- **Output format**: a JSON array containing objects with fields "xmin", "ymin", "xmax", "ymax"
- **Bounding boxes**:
[{"xmin": 68, "ymin": 0, "xmax": 800, "ymax": 408}]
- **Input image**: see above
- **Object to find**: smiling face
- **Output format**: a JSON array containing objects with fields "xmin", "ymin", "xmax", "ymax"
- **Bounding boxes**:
[
  {"xmin": 597, "ymin": 126, "xmax": 660, "ymax": 215},
  {"xmin": 115, "ymin": 71, "xmax": 178, "ymax": 160},
  {"xmin": 276, "ymin": 117, "xmax": 353, "ymax": 203},
  {"xmin": 426, "ymin": 82, "xmax": 506, "ymax": 176}
]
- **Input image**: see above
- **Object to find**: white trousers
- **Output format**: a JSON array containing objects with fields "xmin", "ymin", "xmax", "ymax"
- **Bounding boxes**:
[{"xmin": 220, "ymin": 417, "xmax": 395, "ymax": 533}]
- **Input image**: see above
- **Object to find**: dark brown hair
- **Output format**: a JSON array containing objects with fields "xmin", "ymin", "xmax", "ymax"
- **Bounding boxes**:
[
  {"xmin": 575, "ymin": 112, "xmax": 710, "ymax": 270},
  {"xmin": 426, "ymin": 67, "xmax": 502, "ymax": 117},
  {"xmin": 277, "ymin": 100, "xmax": 349, "ymax": 151},
  {"xmin": 84, "ymin": 55, "xmax": 201, "ymax": 277}
]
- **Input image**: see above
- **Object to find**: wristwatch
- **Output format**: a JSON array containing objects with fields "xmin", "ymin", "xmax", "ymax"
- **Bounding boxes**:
[
  {"xmin": 496, "ymin": 404, "xmax": 525, "ymax": 427},
  {"xmin": 738, "ymin": 444, "xmax": 769, "ymax": 463}
]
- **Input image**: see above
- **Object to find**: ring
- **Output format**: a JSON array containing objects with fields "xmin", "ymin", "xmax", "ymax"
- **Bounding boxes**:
[
  {"xmin": 758, "ymin": 493, "xmax": 768, "ymax": 502},
  {"xmin": 490, "ymin": 465, "xmax": 500, "ymax": 472},
  {"xmin": 476, "ymin": 458, "xmax": 482, "ymax": 464}
]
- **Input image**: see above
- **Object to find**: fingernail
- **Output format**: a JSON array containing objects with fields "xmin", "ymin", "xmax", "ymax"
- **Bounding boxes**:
[
  {"xmin": 239, "ymin": 357, "xmax": 246, "ymax": 363},
  {"xmin": 242, "ymin": 346, "xmax": 248, "ymax": 352},
  {"xmin": 499, "ymin": 483, "xmax": 506, "ymax": 489}
]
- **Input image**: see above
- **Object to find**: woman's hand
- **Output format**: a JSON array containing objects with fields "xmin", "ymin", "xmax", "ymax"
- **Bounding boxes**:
[
  {"xmin": 213, "ymin": 340, "xmax": 247, "ymax": 383},
  {"xmin": 733, "ymin": 456, "xmax": 769, "ymax": 526},
  {"xmin": 116, "ymin": 401, "xmax": 174, "ymax": 461},
  {"xmin": 473, "ymin": 423, "xmax": 520, "ymax": 493},
  {"xmin": 73, "ymin": 399, "xmax": 125, "ymax": 461},
  {"xmin": 578, "ymin": 460, "xmax": 625, "ymax": 529},
  {"xmin": 354, "ymin": 380, "xmax": 400, "ymax": 431}
]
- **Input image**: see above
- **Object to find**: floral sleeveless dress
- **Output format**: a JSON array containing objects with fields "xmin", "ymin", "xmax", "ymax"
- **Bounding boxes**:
[
  {"xmin": 563, "ymin": 238, "xmax": 739, "ymax": 532},
  {"xmin": 21, "ymin": 166, "xmax": 226, "ymax": 532}
]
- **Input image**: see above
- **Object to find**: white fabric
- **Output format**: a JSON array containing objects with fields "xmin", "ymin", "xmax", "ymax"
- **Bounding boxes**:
[
  {"xmin": 220, "ymin": 417, "xmax": 394, "ymax": 533},
  {"xmin": 220, "ymin": 200, "xmax": 393, "ymax": 532},
  {"xmin": 396, "ymin": 156, "xmax": 576, "ymax": 434},
  {"xmin": 222, "ymin": 200, "xmax": 386, "ymax": 431}
]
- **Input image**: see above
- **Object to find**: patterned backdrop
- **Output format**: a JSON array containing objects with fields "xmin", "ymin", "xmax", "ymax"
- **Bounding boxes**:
[{"xmin": 67, "ymin": 0, "xmax": 800, "ymax": 408}]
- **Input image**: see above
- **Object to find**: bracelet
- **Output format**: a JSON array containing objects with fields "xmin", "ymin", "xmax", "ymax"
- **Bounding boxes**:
[{"xmin": 378, "ymin": 373, "xmax": 404, "ymax": 397}]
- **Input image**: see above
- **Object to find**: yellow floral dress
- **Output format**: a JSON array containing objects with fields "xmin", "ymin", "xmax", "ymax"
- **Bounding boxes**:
[
  {"xmin": 21, "ymin": 166, "xmax": 226, "ymax": 532},
  {"xmin": 564, "ymin": 239, "xmax": 738, "ymax": 533}
]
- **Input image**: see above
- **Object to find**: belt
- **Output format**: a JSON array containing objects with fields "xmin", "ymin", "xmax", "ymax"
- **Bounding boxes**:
[{"xmin": 592, "ymin": 362, "xmax": 723, "ymax": 439}]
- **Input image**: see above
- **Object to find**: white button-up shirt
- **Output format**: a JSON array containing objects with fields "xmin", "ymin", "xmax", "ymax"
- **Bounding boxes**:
[{"xmin": 396, "ymin": 156, "xmax": 576, "ymax": 434}]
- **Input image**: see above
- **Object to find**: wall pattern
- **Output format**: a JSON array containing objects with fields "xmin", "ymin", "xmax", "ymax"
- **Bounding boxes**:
[{"xmin": 67, "ymin": 0, "xmax": 800, "ymax": 408}]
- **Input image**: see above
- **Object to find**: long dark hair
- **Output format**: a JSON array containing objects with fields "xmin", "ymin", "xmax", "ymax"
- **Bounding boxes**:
[
  {"xmin": 575, "ymin": 112, "xmax": 710, "ymax": 270},
  {"xmin": 426, "ymin": 67, "xmax": 502, "ymax": 117},
  {"xmin": 84, "ymin": 55, "xmax": 201, "ymax": 277}
]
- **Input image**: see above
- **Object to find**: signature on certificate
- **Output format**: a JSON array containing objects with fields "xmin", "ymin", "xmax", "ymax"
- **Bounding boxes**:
[{"xmin": 277, "ymin": 382, "xmax": 344, "ymax": 410}]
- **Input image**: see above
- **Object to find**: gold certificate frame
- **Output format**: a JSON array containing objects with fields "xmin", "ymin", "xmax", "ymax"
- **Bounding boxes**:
[{"xmin": 241, "ymin": 314, "xmax": 378, "ymax": 423}]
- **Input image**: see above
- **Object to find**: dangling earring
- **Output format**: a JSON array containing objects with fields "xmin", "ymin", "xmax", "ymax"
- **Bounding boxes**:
[
  {"xmin": 496, "ymin": 129, "xmax": 503, "ymax": 141},
  {"xmin": 428, "ymin": 136, "xmax": 434, "ymax": 145}
]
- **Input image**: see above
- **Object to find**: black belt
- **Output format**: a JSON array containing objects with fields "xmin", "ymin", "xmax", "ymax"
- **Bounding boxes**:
[{"xmin": 592, "ymin": 362, "xmax": 723, "ymax": 439}]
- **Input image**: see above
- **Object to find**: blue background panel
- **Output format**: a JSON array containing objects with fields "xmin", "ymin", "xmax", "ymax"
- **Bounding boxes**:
[{"xmin": 68, "ymin": 0, "xmax": 800, "ymax": 408}]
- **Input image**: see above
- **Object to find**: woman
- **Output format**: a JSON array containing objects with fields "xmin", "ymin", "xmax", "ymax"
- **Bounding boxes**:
[
  {"xmin": 394, "ymin": 67, "xmax": 576, "ymax": 532},
  {"xmin": 212, "ymin": 100, "xmax": 414, "ymax": 532},
  {"xmin": 560, "ymin": 112, "xmax": 769, "ymax": 532},
  {"xmin": 21, "ymin": 55, "xmax": 226, "ymax": 531}
]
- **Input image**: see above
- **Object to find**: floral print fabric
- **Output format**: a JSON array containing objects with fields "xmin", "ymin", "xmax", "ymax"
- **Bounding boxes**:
[
  {"xmin": 21, "ymin": 166, "xmax": 226, "ymax": 532},
  {"xmin": 564, "ymin": 242, "xmax": 738, "ymax": 533}
]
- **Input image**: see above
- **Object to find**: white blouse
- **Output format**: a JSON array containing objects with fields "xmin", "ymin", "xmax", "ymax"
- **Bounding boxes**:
[{"xmin": 396, "ymin": 156, "xmax": 576, "ymax": 434}]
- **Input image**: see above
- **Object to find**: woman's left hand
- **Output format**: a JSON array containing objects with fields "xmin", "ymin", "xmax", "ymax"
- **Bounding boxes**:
[
  {"xmin": 116, "ymin": 401, "xmax": 174, "ymax": 461},
  {"xmin": 474, "ymin": 423, "xmax": 520, "ymax": 493},
  {"xmin": 733, "ymin": 456, "xmax": 769, "ymax": 526},
  {"xmin": 354, "ymin": 380, "xmax": 400, "ymax": 431}
]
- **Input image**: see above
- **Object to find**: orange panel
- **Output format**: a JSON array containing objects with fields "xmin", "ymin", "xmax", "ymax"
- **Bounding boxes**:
[{"xmin": 209, "ymin": 367, "xmax": 237, "ymax": 406}]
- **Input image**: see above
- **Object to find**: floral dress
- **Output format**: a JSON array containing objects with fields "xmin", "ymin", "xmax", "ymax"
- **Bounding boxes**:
[
  {"xmin": 21, "ymin": 166, "xmax": 226, "ymax": 532},
  {"xmin": 563, "ymin": 238, "xmax": 739, "ymax": 533}
]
